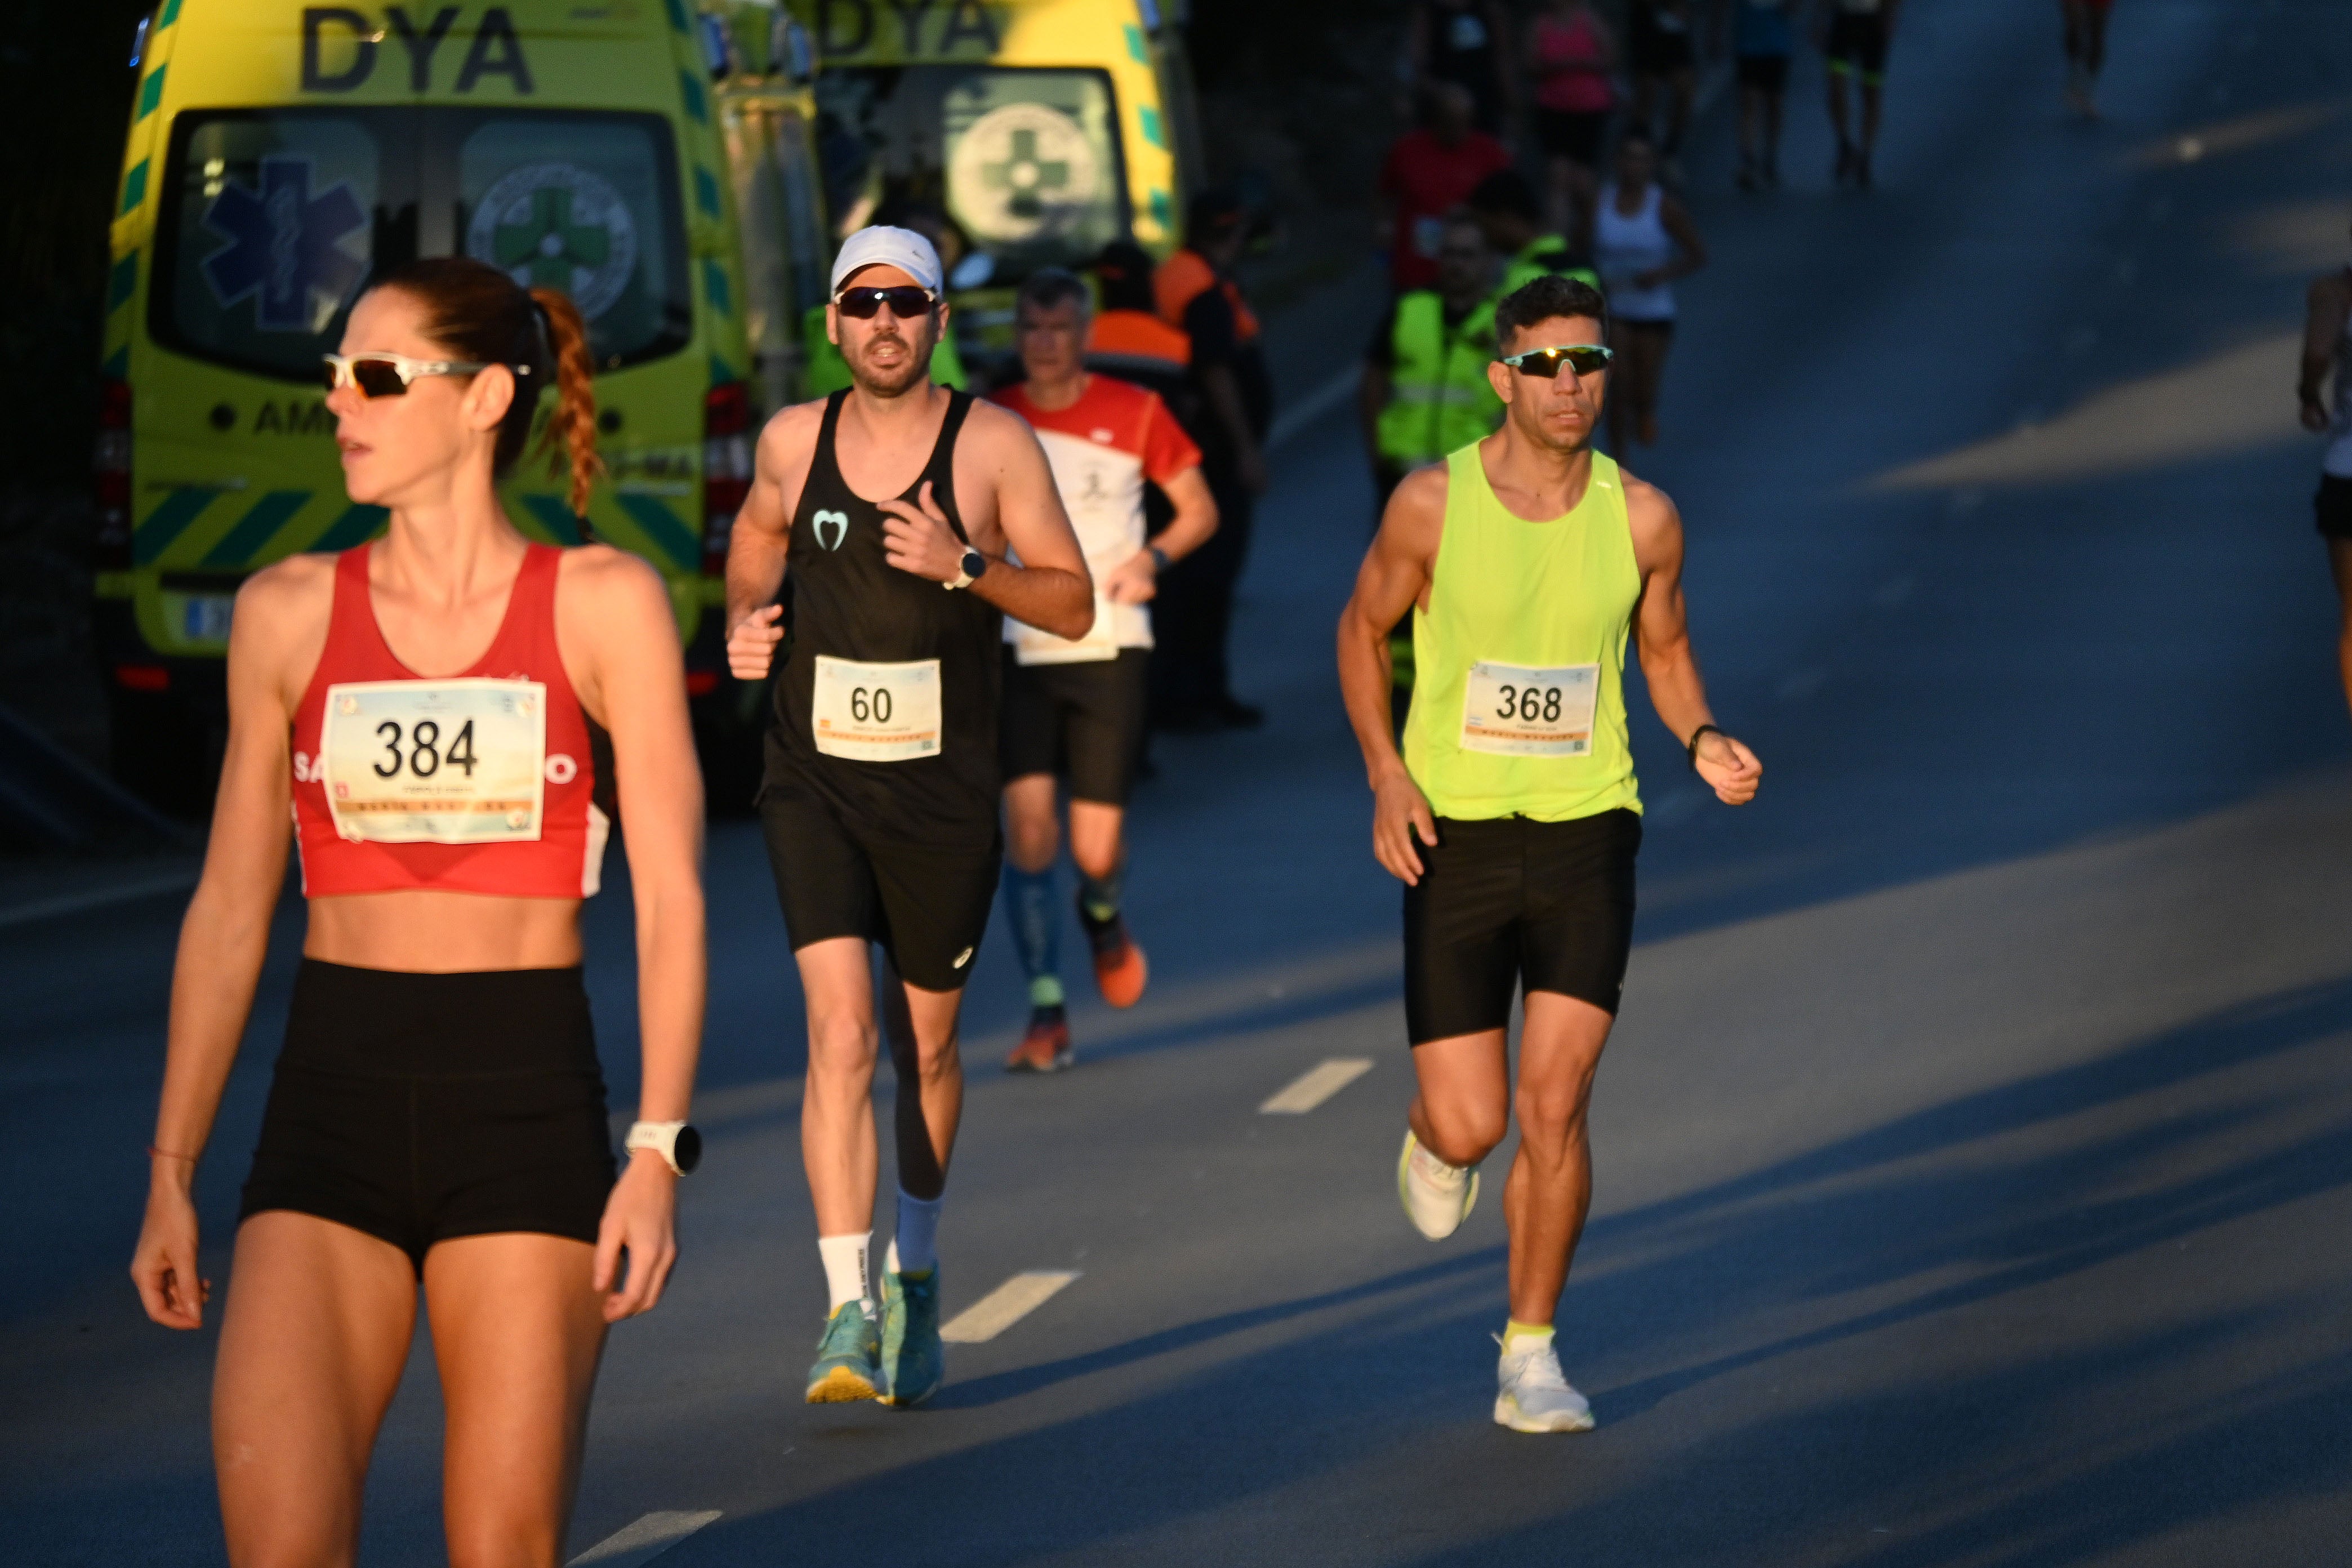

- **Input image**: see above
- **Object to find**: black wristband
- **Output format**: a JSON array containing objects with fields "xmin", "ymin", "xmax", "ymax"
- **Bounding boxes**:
[
  {"xmin": 1686, "ymin": 724, "xmax": 1723, "ymax": 771},
  {"xmin": 1148, "ymin": 542, "xmax": 1170, "ymax": 572}
]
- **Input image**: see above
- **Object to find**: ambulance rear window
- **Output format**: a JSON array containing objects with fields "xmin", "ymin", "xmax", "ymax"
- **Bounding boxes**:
[
  {"xmin": 816, "ymin": 68, "xmax": 1129, "ymax": 282},
  {"xmin": 154, "ymin": 109, "xmax": 690, "ymax": 382},
  {"xmin": 455, "ymin": 117, "xmax": 691, "ymax": 370},
  {"xmin": 155, "ymin": 113, "xmax": 385, "ymax": 377}
]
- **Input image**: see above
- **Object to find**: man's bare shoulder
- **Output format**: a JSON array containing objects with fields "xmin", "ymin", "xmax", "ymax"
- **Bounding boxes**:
[
  {"xmin": 1369, "ymin": 462, "xmax": 1448, "ymax": 563},
  {"xmin": 1393, "ymin": 462, "xmax": 1450, "ymax": 522},
  {"xmin": 1616, "ymin": 467, "xmax": 1683, "ymax": 557},
  {"xmin": 756, "ymin": 398, "xmax": 829, "ymax": 466},
  {"xmin": 959, "ymin": 395, "xmax": 1046, "ymax": 454}
]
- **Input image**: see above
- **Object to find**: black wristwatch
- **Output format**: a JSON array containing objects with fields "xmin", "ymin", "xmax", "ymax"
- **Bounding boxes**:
[
  {"xmin": 1685, "ymin": 723, "xmax": 1723, "ymax": 771},
  {"xmin": 947, "ymin": 547, "xmax": 986, "ymax": 590},
  {"xmin": 1148, "ymin": 543, "xmax": 1171, "ymax": 572}
]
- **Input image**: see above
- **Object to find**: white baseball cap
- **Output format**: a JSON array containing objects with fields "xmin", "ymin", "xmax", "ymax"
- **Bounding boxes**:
[{"xmin": 830, "ymin": 225, "xmax": 944, "ymax": 297}]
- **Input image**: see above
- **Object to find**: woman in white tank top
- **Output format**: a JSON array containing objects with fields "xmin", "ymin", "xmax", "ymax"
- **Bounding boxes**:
[{"xmin": 1591, "ymin": 131, "xmax": 1707, "ymax": 451}]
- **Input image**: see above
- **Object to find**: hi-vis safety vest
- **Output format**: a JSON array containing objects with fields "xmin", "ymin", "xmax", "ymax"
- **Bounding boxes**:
[
  {"xmin": 1376, "ymin": 292, "xmax": 1504, "ymax": 469},
  {"xmin": 1504, "ymin": 235, "xmax": 1603, "ymax": 296}
]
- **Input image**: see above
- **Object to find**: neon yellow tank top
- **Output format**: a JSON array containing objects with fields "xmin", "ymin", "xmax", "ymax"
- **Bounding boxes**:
[{"xmin": 1403, "ymin": 443, "xmax": 1642, "ymax": 822}]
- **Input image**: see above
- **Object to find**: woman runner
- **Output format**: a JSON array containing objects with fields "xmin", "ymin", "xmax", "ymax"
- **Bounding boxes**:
[
  {"xmin": 1526, "ymin": 0, "xmax": 1618, "ymax": 237},
  {"xmin": 130, "ymin": 256, "xmax": 706, "ymax": 1568},
  {"xmin": 1593, "ymin": 132, "xmax": 1708, "ymax": 452}
]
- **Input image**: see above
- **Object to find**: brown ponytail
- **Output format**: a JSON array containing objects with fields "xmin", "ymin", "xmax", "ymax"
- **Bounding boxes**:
[
  {"xmin": 529, "ymin": 287, "xmax": 603, "ymax": 516},
  {"xmin": 366, "ymin": 256, "xmax": 604, "ymax": 519}
]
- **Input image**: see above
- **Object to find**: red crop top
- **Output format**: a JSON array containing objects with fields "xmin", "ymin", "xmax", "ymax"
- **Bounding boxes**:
[{"xmin": 290, "ymin": 542, "xmax": 607, "ymax": 899}]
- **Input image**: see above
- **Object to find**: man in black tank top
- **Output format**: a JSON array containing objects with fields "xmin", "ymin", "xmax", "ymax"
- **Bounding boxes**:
[{"xmin": 724, "ymin": 227, "xmax": 1091, "ymax": 1410}]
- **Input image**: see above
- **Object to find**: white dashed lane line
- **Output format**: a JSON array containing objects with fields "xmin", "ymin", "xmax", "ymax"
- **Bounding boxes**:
[
  {"xmin": 1259, "ymin": 1057, "xmax": 1375, "ymax": 1115},
  {"xmin": 941, "ymin": 1271, "xmax": 1083, "ymax": 1344},
  {"xmin": 569, "ymin": 1511, "xmax": 723, "ymax": 1567}
]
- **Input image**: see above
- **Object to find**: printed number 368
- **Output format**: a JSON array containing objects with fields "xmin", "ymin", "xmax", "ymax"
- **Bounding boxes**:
[{"xmin": 1494, "ymin": 685, "xmax": 1563, "ymax": 723}]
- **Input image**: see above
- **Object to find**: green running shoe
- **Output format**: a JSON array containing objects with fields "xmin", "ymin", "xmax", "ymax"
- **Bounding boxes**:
[
  {"xmin": 877, "ymin": 1264, "xmax": 945, "ymax": 1407},
  {"xmin": 805, "ymin": 1300, "xmax": 881, "ymax": 1404}
]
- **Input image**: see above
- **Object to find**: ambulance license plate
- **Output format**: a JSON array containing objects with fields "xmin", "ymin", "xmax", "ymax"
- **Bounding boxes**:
[{"xmin": 182, "ymin": 595, "xmax": 234, "ymax": 643}]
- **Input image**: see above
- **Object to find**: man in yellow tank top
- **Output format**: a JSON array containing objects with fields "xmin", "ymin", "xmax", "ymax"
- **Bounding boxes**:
[{"xmin": 1337, "ymin": 274, "xmax": 1762, "ymax": 1432}]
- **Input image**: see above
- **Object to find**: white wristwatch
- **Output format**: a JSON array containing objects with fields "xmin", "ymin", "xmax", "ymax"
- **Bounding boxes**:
[
  {"xmin": 946, "ymin": 546, "xmax": 986, "ymax": 590},
  {"xmin": 625, "ymin": 1120, "xmax": 701, "ymax": 1175}
]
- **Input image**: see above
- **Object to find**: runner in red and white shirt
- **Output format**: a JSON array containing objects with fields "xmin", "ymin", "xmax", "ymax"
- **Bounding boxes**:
[{"xmin": 989, "ymin": 269, "xmax": 1218, "ymax": 1071}]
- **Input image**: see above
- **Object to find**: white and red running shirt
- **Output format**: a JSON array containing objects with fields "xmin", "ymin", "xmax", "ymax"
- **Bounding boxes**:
[{"xmin": 990, "ymin": 373, "xmax": 1202, "ymax": 657}]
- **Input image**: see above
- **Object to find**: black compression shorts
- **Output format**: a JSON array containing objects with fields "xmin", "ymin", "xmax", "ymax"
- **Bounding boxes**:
[
  {"xmin": 1404, "ymin": 810, "xmax": 1641, "ymax": 1045},
  {"xmin": 759, "ymin": 773, "xmax": 1001, "ymax": 992},
  {"xmin": 240, "ymin": 961, "xmax": 614, "ymax": 1274},
  {"xmin": 999, "ymin": 647, "xmax": 1150, "ymax": 807},
  {"xmin": 2317, "ymin": 474, "xmax": 2352, "ymax": 540},
  {"xmin": 1826, "ymin": 13, "xmax": 1890, "ymax": 78}
]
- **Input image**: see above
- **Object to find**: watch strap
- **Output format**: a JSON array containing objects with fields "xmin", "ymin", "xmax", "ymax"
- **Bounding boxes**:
[{"xmin": 625, "ymin": 1119, "xmax": 693, "ymax": 1175}]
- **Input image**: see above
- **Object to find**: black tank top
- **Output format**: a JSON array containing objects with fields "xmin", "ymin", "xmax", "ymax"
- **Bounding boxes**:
[{"xmin": 765, "ymin": 389, "xmax": 1003, "ymax": 845}]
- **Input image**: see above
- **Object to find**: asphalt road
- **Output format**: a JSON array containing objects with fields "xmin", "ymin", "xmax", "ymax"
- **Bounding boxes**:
[{"xmin": 8, "ymin": 2, "xmax": 2352, "ymax": 1562}]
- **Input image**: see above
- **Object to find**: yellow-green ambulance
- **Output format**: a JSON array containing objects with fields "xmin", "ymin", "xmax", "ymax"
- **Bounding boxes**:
[
  {"xmin": 786, "ymin": 0, "xmax": 1204, "ymax": 372},
  {"xmin": 97, "ymin": 0, "xmax": 809, "ymax": 803}
]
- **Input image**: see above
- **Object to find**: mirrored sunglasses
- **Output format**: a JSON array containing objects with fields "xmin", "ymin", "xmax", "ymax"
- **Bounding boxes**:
[
  {"xmin": 835, "ymin": 284, "xmax": 938, "ymax": 320},
  {"xmin": 321, "ymin": 351, "xmax": 504, "ymax": 398},
  {"xmin": 1499, "ymin": 344, "xmax": 1614, "ymax": 378}
]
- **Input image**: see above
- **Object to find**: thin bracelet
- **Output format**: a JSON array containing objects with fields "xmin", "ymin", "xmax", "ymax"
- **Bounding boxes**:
[
  {"xmin": 147, "ymin": 1144, "xmax": 198, "ymax": 1164},
  {"xmin": 1685, "ymin": 723, "xmax": 1724, "ymax": 772}
]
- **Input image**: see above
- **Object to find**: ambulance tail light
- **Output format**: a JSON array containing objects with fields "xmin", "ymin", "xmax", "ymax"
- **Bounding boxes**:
[
  {"xmin": 95, "ymin": 378, "xmax": 133, "ymax": 572},
  {"xmin": 702, "ymin": 381, "xmax": 752, "ymax": 577}
]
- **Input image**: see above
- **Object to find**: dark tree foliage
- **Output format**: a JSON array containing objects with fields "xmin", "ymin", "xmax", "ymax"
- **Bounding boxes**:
[{"xmin": 1, "ymin": 2, "xmax": 153, "ymax": 486}]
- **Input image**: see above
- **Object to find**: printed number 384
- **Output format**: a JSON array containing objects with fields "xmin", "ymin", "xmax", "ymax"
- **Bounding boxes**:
[{"xmin": 373, "ymin": 719, "xmax": 479, "ymax": 779}]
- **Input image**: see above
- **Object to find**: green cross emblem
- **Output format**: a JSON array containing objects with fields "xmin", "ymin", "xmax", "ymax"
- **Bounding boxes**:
[
  {"xmin": 981, "ymin": 128, "xmax": 1069, "ymax": 220},
  {"xmin": 492, "ymin": 186, "xmax": 611, "ymax": 289}
]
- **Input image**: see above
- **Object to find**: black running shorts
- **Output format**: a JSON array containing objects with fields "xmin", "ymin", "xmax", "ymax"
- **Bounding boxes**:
[
  {"xmin": 999, "ymin": 647, "xmax": 1151, "ymax": 807},
  {"xmin": 759, "ymin": 774, "xmax": 1001, "ymax": 992},
  {"xmin": 1404, "ymin": 810, "xmax": 1642, "ymax": 1045},
  {"xmin": 2316, "ymin": 474, "xmax": 2352, "ymax": 540},
  {"xmin": 240, "ymin": 961, "xmax": 614, "ymax": 1274},
  {"xmin": 1826, "ymin": 13, "xmax": 1889, "ymax": 79}
]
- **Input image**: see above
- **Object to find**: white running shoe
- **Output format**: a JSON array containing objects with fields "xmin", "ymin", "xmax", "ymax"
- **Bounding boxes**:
[
  {"xmin": 1397, "ymin": 1129, "xmax": 1478, "ymax": 1240},
  {"xmin": 1493, "ymin": 1333, "xmax": 1595, "ymax": 1433}
]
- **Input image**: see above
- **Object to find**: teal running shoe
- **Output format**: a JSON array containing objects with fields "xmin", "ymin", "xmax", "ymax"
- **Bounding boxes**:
[
  {"xmin": 805, "ymin": 1300, "xmax": 881, "ymax": 1404},
  {"xmin": 877, "ymin": 1264, "xmax": 945, "ymax": 1407}
]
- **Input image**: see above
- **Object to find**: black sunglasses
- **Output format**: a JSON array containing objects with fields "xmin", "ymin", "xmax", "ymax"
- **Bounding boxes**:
[
  {"xmin": 835, "ymin": 284, "xmax": 938, "ymax": 320},
  {"xmin": 1499, "ymin": 344, "xmax": 1614, "ymax": 378}
]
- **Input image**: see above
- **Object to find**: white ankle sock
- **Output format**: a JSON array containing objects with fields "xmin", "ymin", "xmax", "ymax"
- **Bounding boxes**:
[
  {"xmin": 818, "ymin": 1232, "xmax": 871, "ymax": 1313},
  {"xmin": 892, "ymin": 1188, "xmax": 942, "ymax": 1276}
]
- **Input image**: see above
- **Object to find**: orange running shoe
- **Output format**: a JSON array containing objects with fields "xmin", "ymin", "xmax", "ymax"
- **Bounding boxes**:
[
  {"xmin": 1005, "ymin": 1007, "xmax": 1072, "ymax": 1073},
  {"xmin": 1079, "ymin": 902, "xmax": 1149, "ymax": 1009}
]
